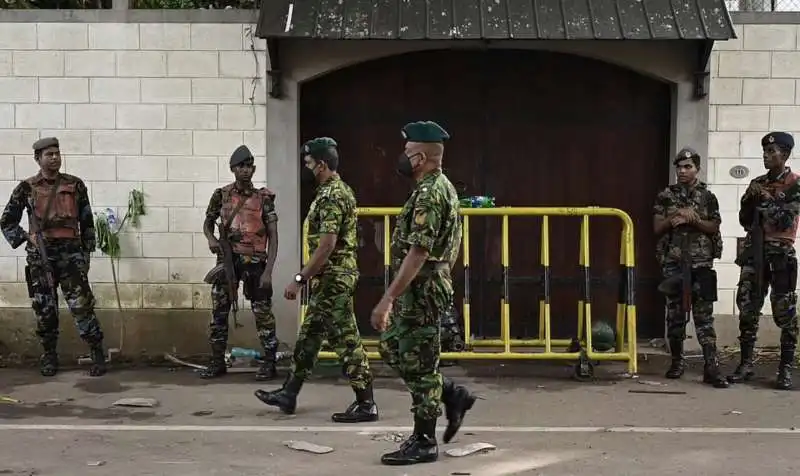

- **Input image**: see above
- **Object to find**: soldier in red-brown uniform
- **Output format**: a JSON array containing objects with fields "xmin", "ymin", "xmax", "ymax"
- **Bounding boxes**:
[
  {"xmin": 0, "ymin": 137, "xmax": 106, "ymax": 377},
  {"xmin": 730, "ymin": 132, "xmax": 800, "ymax": 390},
  {"xmin": 200, "ymin": 145, "xmax": 280, "ymax": 381}
]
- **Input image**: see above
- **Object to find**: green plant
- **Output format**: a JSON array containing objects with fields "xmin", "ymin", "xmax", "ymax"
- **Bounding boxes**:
[{"xmin": 94, "ymin": 190, "xmax": 146, "ymax": 352}]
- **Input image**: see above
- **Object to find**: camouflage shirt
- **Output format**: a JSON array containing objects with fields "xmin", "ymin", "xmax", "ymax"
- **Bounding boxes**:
[
  {"xmin": 205, "ymin": 182, "xmax": 277, "ymax": 264},
  {"xmin": 653, "ymin": 181, "xmax": 723, "ymax": 269},
  {"xmin": 0, "ymin": 172, "xmax": 95, "ymax": 253},
  {"xmin": 739, "ymin": 167, "xmax": 800, "ymax": 251},
  {"xmin": 305, "ymin": 174, "xmax": 358, "ymax": 275},
  {"xmin": 390, "ymin": 169, "xmax": 462, "ymax": 269}
]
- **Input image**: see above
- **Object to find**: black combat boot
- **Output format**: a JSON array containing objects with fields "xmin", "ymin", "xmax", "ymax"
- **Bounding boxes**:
[
  {"xmin": 199, "ymin": 343, "xmax": 228, "ymax": 379},
  {"xmin": 88, "ymin": 342, "xmax": 107, "ymax": 377},
  {"xmin": 441, "ymin": 377, "xmax": 477, "ymax": 443},
  {"xmin": 665, "ymin": 338, "xmax": 685, "ymax": 379},
  {"xmin": 380, "ymin": 417, "xmax": 438, "ymax": 466},
  {"xmin": 254, "ymin": 373, "xmax": 303, "ymax": 414},
  {"xmin": 39, "ymin": 342, "xmax": 59, "ymax": 377},
  {"xmin": 727, "ymin": 341, "xmax": 755, "ymax": 383},
  {"xmin": 331, "ymin": 384, "xmax": 379, "ymax": 423},
  {"xmin": 255, "ymin": 332, "xmax": 278, "ymax": 381},
  {"xmin": 701, "ymin": 344, "xmax": 729, "ymax": 388},
  {"xmin": 255, "ymin": 359, "xmax": 276, "ymax": 381},
  {"xmin": 775, "ymin": 345, "xmax": 794, "ymax": 390}
]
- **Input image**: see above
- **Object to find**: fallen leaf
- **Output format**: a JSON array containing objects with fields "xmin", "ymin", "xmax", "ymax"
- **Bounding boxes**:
[
  {"xmin": 283, "ymin": 440, "xmax": 333, "ymax": 454},
  {"xmin": 112, "ymin": 398, "xmax": 158, "ymax": 408},
  {"xmin": 445, "ymin": 442, "xmax": 496, "ymax": 457}
]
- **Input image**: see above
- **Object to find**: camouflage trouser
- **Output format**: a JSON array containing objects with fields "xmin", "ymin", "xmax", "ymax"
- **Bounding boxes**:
[
  {"xmin": 26, "ymin": 250, "xmax": 104, "ymax": 350},
  {"xmin": 735, "ymin": 249, "xmax": 799, "ymax": 348},
  {"xmin": 379, "ymin": 270, "xmax": 452, "ymax": 421},
  {"xmin": 661, "ymin": 266, "xmax": 718, "ymax": 346},
  {"xmin": 290, "ymin": 273, "xmax": 372, "ymax": 390},
  {"xmin": 209, "ymin": 257, "xmax": 277, "ymax": 358}
]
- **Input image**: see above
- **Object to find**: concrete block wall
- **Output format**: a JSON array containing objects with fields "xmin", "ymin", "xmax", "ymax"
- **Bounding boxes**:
[
  {"xmin": 0, "ymin": 21, "xmax": 267, "ymax": 312},
  {"xmin": 709, "ymin": 23, "xmax": 800, "ymax": 317}
]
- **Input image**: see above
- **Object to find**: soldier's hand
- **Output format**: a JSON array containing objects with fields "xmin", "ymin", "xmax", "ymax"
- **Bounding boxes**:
[
  {"xmin": 284, "ymin": 282, "xmax": 300, "ymax": 301},
  {"xmin": 683, "ymin": 208, "xmax": 700, "ymax": 223},
  {"xmin": 747, "ymin": 183, "xmax": 763, "ymax": 197},
  {"xmin": 670, "ymin": 215, "xmax": 687, "ymax": 227},
  {"xmin": 207, "ymin": 237, "xmax": 221, "ymax": 254},
  {"xmin": 26, "ymin": 234, "xmax": 37, "ymax": 247},
  {"xmin": 371, "ymin": 296, "xmax": 393, "ymax": 332}
]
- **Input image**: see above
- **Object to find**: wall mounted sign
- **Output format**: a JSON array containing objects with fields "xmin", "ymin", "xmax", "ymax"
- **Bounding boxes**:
[{"xmin": 729, "ymin": 165, "xmax": 749, "ymax": 180}]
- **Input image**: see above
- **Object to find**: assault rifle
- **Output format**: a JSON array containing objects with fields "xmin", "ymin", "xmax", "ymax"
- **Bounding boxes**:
[
  {"xmin": 677, "ymin": 225, "xmax": 692, "ymax": 325},
  {"xmin": 27, "ymin": 213, "xmax": 57, "ymax": 301},
  {"xmin": 216, "ymin": 219, "xmax": 242, "ymax": 329},
  {"xmin": 751, "ymin": 208, "xmax": 765, "ymax": 295}
]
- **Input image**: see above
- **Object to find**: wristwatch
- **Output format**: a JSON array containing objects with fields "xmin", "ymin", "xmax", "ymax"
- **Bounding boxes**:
[{"xmin": 294, "ymin": 273, "xmax": 307, "ymax": 285}]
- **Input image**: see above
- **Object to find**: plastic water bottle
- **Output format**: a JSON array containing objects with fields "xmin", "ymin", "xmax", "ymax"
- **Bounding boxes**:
[
  {"xmin": 460, "ymin": 196, "xmax": 496, "ymax": 208},
  {"xmin": 230, "ymin": 347, "xmax": 262, "ymax": 359}
]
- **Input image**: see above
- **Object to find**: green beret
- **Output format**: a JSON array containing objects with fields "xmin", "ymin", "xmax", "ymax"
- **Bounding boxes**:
[
  {"xmin": 230, "ymin": 145, "xmax": 254, "ymax": 167},
  {"xmin": 401, "ymin": 121, "xmax": 450, "ymax": 143},
  {"xmin": 33, "ymin": 137, "xmax": 59, "ymax": 152},
  {"xmin": 762, "ymin": 131, "xmax": 794, "ymax": 150},
  {"xmin": 301, "ymin": 137, "xmax": 337, "ymax": 158}
]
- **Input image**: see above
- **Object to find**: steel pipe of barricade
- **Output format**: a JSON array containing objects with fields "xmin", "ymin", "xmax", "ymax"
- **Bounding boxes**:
[{"xmin": 300, "ymin": 207, "xmax": 638, "ymax": 375}]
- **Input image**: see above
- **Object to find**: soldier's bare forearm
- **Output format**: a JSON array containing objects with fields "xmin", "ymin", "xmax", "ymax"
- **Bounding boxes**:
[
  {"xmin": 264, "ymin": 223, "xmax": 278, "ymax": 275},
  {"xmin": 385, "ymin": 246, "xmax": 429, "ymax": 300},
  {"xmin": 653, "ymin": 216, "xmax": 672, "ymax": 236},
  {"xmin": 203, "ymin": 219, "xmax": 217, "ymax": 241},
  {"xmin": 300, "ymin": 233, "xmax": 336, "ymax": 279}
]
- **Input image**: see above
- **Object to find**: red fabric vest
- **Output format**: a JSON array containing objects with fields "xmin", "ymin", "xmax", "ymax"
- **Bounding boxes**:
[
  {"xmin": 26, "ymin": 173, "xmax": 80, "ymax": 239},
  {"xmin": 220, "ymin": 184, "xmax": 274, "ymax": 256}
]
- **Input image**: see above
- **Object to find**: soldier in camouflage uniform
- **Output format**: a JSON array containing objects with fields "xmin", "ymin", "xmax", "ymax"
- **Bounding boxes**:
[
  {"xmin": 371, "ymin": 122, "xmax": 477, "ymax": 466},
  {"xmin": 653, "ymin": 147, "xmax": 728, "ymax": 388},
  {"xmin": 255, "ymin": 137, "xmax": 378, "ymax": 423},
  {"xmin": 729, "ymin": 132, "xmax": 800, "ymax": 390},
  {"xmin": 0, "ymin": 137, "xmax": 106, "ymax": 377},
  {"xmin": 200, "ymin": 145, "xmax": 280, "ymax": 381}
]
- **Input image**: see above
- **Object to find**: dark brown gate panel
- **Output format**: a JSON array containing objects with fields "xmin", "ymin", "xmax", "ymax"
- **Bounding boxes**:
[{"xmin": 300, "ymin": 49, "xmax": 670, "ymax": 340}]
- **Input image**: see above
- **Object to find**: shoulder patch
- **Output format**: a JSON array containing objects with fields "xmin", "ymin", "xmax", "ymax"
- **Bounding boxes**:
[{"xmin": 414, "ymin": 211, "xmax": 427, "ymax": 226}]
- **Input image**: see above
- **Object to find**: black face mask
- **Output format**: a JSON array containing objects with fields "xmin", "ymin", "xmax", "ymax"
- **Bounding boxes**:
[
  {"xmin": 397, "ymin": 152, "xmax": 420, "ymax": 178},
  {"xmin": 301, "ymin": 164, "xmax": 317, "ymax": 185}
]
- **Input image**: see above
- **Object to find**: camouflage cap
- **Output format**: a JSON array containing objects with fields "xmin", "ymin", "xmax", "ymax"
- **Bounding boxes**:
[
  {"xmin": 33, "ymin": 137, "xmax": 59, "ymax": 152},
  {"xmin": 762, "ymin": 131, "xmax": 794, "ymax": 150},
  {"xmin": 301, "ymin": 137, "xmax": 338, "ymax": 158},
  {"xmin": 230, "ymin": 145, "xmax": 254, "ymax": 167},
  {"xmin": 401, "ymin": 121, "xmax": 450, "ymax": 143}
]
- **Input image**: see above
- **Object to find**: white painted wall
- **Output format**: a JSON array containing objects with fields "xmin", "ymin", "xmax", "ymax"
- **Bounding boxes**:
[
  {"xmin": 0, "ymin": 16, "xmax": 795, "ymax": 345},
  {"xmin": 708, "ymin": 23, "xmax": 800, "ymax": 318},
  {"xmin": 0, "ymin": 22, "xmax": 267, "ymax": 311}
]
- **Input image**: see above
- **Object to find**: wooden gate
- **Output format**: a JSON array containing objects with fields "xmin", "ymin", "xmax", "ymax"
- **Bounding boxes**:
[{"xmin": 300, "ymin": 49, "xmax": 671, "ymax": 340}]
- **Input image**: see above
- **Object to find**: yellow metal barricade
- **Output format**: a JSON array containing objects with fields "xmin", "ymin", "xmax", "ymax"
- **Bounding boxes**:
[{"xmin": 300, "ymin": 207, "xmax": 638, "ymax": 375}]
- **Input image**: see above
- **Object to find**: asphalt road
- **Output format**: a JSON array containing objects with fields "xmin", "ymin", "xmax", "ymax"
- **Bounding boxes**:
[{"xmin": 1, "ymin": 358, "xmax": 799, "ymax": 475}]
